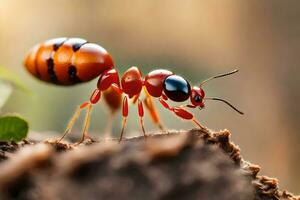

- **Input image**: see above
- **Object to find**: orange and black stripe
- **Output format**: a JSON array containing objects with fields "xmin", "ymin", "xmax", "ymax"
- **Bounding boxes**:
[{"xmin": 24, "ymin": 37, "xmax": 114, "ymax": 85}]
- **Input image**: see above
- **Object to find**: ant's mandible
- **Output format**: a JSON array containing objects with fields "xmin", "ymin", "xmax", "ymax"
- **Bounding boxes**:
[{"xmin": 24, "ymin": 37, "xmax": 244, "ymax": 144}]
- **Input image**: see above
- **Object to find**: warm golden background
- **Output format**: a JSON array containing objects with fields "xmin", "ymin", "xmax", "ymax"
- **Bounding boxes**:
[{"xmin": 0, "ymin": 0, "xmax": 299, "ymax": 193}]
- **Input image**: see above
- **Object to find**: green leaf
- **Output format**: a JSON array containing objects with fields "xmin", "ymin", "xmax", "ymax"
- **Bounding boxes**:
[
  {"xmin": 0, "ymin": 115, "xmax": 29, "ymax": 142},
  {"xmin": 0, "ymin": 66, "xmax": 30, "ymax": 93}
]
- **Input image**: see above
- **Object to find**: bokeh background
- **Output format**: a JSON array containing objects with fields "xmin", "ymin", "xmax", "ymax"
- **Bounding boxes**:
[{"xmin": 0, "ymin": 0, "xmax": 299, "ymax": 193}]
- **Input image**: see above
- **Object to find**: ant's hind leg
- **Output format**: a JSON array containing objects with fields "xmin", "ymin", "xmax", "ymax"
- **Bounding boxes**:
[
  {"xmin": 57, "ymin": 102, "xmax": 89, "ymax": 142},
  {"xmin": 58, "ymin": 89, "xmax": 101, "ymax": 144},
  {"xmin": 75, "ymin": 89, "xmax": 102, "ymax": 144},
  {"xmin": 76, "ymin": 103, "xmax": 94, "ymax": 144}
]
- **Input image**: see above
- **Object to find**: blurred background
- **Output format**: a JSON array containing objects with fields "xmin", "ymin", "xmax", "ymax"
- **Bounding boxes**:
[{"xmin": 0, "ymin": 0, "xmax": 299, "ymax": 193}]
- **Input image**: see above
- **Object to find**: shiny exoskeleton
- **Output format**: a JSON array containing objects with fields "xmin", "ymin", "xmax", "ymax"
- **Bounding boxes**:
[
  {"xmin": 24, "ymin": 38, "xmax": 114, "ymax": 85},
  {"xmin": 24, "ymin": 37, "xmax": 243, "ymax": 144}
]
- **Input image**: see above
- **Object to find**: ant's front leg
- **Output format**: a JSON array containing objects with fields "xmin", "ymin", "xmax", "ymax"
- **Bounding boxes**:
[{"xmin": 158, "ymin": 98, "xmax": 207, "ymax": 131}]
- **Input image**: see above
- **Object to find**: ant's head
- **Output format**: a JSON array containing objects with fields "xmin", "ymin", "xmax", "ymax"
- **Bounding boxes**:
[
  {"xmin": 190, "ymin": 86, "xmax": 205, "ymax": 108},
  {"xmin": 162, "ymin": 69, "xmax": 243, "ymax": 115},
  {"xmin": 188, "ymin": 69, "xmax": 244, "ymax": 114}
]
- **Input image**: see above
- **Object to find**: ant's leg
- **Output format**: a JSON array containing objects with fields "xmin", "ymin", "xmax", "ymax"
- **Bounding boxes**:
[
  {"xmin": 138, "ymin": 99, "xmax": 147, "ymax": 139},
  {"xmin": 158, "ymin": 98, "xmax": 207, "ymax": 130},
  {"xmin": 131, "ymin": 94, "xmax": 140, "ymax": 104},
  {"xmin": 172, "ymin": 107, "xmax": 206, "ymax": 130},
  {"xmin": 143, "ymin": 88, "xmax": 165, "ymax": 130},
  {"xmin": 119, "ymin": 96, "xmax": 129, "ymax": 142},
  {"xmin": 57, "ymin": 102, "xmax": 89, "ymax": 142},
  {"xmin": 76, "ymin": 103, "xmax": 93, "ymax": 144},
  {"xmin": 75, "ymin": 89, "xmax": 102, "ymax": 144}
]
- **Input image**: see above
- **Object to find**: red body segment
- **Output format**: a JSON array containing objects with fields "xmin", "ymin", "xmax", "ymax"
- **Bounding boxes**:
[
  {"xmin": 97, "ymin": 69, "xmax": 120, "ymax": 91},
  {"xmin": 53, "ymin": 40, "xmax": 75, "ymax": 84},
  {"xmin": 24, "ymin": 37, "xmax": 114, "ymax": 85},
  {"xmin": 144, "ymin": 69, "xmax": 173, "ymax": 97},
  {"xmin": 121, "ymin": 67, "xmax": 143, "ymax": 98},
  {"xmin": 35, "ymin": 39, "xmax": 65, "ymax": 82},
  {"xmin": 74, "ymin": 43, "xmax": 114, "ymax": 82}
]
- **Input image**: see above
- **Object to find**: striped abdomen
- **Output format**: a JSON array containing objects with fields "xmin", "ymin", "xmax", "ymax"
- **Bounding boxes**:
[{"xmin": 24, "ymin": 38, "xmax": 114, "ymax": 85}]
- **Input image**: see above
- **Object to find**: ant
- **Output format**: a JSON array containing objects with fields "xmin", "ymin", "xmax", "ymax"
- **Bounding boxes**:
[{"xmin": 24, "ymin": 37, "xmax": 243, "ymax": 144}]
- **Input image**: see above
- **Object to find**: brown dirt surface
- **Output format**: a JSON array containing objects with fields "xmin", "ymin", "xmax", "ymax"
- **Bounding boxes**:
[{"xmin": 0, "ymin": 128, "xmax": 298, "ymax": 200}]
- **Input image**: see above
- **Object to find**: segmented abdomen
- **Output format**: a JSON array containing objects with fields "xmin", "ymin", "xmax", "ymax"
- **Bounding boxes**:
[{"xmin": 24, "ymin": 37, "xmax": 114, "ymax": 85}]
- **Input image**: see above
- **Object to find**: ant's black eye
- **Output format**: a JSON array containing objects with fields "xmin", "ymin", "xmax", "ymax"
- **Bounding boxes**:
[{"xmin": 194, "ymin": 95, "xmax": 202, "ymax": 103}]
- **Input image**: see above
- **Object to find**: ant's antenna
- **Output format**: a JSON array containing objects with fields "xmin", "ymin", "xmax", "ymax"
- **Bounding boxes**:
[
  {"xmin": 200, "ymin": 69, "xmax": 239, "ymax": 87},
  {"xmin": 204, "ymin": 97, "xmax": 244, "ymax": 115}
]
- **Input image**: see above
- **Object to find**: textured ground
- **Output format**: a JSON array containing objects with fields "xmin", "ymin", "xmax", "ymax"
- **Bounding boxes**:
[{"xmin": 0, "ymin": 128, "xmax": 299, "ymax": 200}]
